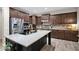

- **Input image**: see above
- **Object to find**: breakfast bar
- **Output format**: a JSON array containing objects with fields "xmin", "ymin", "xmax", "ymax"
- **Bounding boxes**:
[{"xmin": 5, "ymin": 30, "xmax": 51, "ymax": 51}]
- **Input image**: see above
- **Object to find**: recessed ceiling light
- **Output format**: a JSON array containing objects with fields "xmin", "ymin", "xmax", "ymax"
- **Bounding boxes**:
[{"xmin": 44, "ymin": 8, "xmax": 48, "ymax": 10}]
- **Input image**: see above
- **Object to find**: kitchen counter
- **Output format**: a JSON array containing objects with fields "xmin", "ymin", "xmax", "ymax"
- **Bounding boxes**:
[
  {"xmin": 51, "ymin": 28, "xmax": 78, "ymax": 31},
  {"xmin": 5, "ymin": 30, "xmax": 51, "ymax": 49}
]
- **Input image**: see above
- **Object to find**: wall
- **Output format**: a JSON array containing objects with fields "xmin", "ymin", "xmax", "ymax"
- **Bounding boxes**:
[
  {"xmin": 1, "ymin": 7, "xmax": 9, "ymax": 50},
  {"xmin": 2, "ymin": 7, "xmax": 9, "ymax": 36}
]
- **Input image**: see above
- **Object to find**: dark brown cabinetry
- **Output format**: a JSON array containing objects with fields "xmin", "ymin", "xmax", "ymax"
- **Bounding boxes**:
[
  {"xmin": 10, "ymin": 8, "xmax": 18, "ymax": 17},
  {"xmin": 64, "ymin": 30, "xmax": 78, "ymax": 42},
  {"xmin": 36, "ymin": 16, "xmax": 41, "ymax": 25},
  {"xmin": 29, "ymin": 16, "xmax": 41, "ymax": 25},
  {"xmin": 50, "ymin": 15, "xmax": 62, "ymax": 24},
  {"xmin": 10, "ymin": 8, "xmax": 29, "ymax": 22},
  {"xmin": 62, "ymin": 12, "xmax": 77, "ymax": 24},
  {"xmin": 51, "ymin": 30, "xmax": 78, "ymax": 42},
  {"xmin": 41, "ymin": 14, "xmax": 50, "ymax": 20},
  {"xmin": 50, "ymin": 12, "xmax": 77, "ymax": 24},
  {"xmin": 52, "ymin": 30, "xmax": 64, "ymax": 39},
  {"xmin": 23, "ymin": 14, "xmax": 29, "ymax": 22},
  {"xmin": 29, "ymin": 16, "xmax": 32, "ymax": 24}
]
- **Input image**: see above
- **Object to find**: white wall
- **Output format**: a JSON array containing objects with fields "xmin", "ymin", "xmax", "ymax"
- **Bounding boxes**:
[
  {"xmin": 2, "ymin": 7, "xmax": 9, "ymax": 36},
  {"xmin": 1, "ymin": 7, "xmax": 9, "ymax": 50}
]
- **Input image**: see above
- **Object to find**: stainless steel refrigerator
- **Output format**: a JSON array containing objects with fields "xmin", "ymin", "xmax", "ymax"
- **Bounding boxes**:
[{"xmin": 9, "ymin": 17, "xmax": 24, "ymax": 34}]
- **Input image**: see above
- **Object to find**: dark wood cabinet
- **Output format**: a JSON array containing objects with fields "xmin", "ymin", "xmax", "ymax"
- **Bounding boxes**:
[
  {"xmin": 64, "ymin": 30, "xmax": 78, "ymax": 42},
  {"xmin": 10, "ymin": 8, "xmax": 18, "ymax": 17},
  {"xmin": 50, "ymin": 12, "xmax": 77, "ymax": 24},
  {"xmin": 29, "ymin": 16, "xmax": 32, "ymax": 24},
  {"xmin": 52, "ymin": 30, "xmax": 64, "ymax": 39},
  {"xmin": 57, "ymin": 30, "xmax": 64, "ymax": 39},
  {"xmin": 51, "ymin": 30, "xmax": 58, "ymax": 38},
  {"xmin": 41, "ymin": 14, "xmax": 50, "ymax": 20},
  {"xmin": 10, "ymin": 8, "xmax": 29, "ymax": 22},
  {"xmin": 51, "ymin": 30, "xmax": 78, "ymax": 42},
  {"xmin": 24, "ymin": 14, "xmax": 29, "ymax": 22},
  {"xmin": 50, "ymin": 15, "xmax": 62, "ymax": 24},
  {"xmin": 50, "ymin": 15, "xmax": 56, "ymax": 24},
  {"xmin": 17, "ymin": 11, "xmax": 23, "ymax": 18},
  {"xmin": 62, "ymin": 12, "xmax": 77, "ymax": 24},
  {"xmin": 36, "ymin": 16, "xmax": 41, "ymax": 25}
]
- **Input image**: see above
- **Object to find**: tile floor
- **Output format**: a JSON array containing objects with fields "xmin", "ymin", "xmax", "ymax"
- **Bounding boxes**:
[
  {"xmin": 41, "ymin": 38, "xmax": 79, "ymax": 51},
  {"xmin": 0, "ymin": 38, "xmax": 79, "ymax": 51}
]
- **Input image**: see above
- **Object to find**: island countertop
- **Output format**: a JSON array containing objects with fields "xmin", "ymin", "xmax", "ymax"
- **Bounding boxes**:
[{"xmin": 5, "ymin": 30, "xmax": 51, "ymax": 47}]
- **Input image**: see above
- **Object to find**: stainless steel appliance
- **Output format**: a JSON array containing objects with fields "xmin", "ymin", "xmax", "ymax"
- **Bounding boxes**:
[
  {"xmin": 23, "ymin": 22, "xmax": 30, "ymax": 35},
  {"xmin": 10, "ymin": 17, "xmax": 24, "ymax": 34}
]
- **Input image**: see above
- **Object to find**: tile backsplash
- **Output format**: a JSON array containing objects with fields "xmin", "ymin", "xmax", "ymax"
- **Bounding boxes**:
[
  {"xmin": 36, "ymin": 24, "xmax": 77, "ymax": 30},
  {"xmin": 52, "ymin": 24, "xmax": 77, "ymax": 30}
]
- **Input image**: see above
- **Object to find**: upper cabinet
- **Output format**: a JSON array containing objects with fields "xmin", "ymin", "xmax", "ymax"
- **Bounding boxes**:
[
  {"xmin": 50, "ymin": 15, "xmax": 62, "ymax": 24},
  {"xmin": 62, "ymin": 12, "xmax": 77, "ymax": 24},
  {"xmin": 36, "ymin": 16, "xmax": 41, "ymax": 25},
  {"xmin": 41, "ymin": 14, "xmax": 50, "ymax": 21},
  {"xmin": 50, "ymin": 12, "xmax": 77, "ymax": 24},
  {"xmin": 23, "ymin": 14, "xmax": 29, "ymax": 22},
  {"xmin": 10, "ymin": 8, "xmax": 29, "ymax": 22},
  {"xmin": 29, "ymin": 16, "xmax": 32, "ymax": 24},
  {"xmin": 10, "ymin": 8, "xmax": 18, "ymax": 17}
]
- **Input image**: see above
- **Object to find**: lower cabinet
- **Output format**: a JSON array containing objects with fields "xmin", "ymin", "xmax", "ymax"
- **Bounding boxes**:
[
  {"xmin": 52, "ymin": 30, "xmax": 64, "ymax": 39},
  {"xmin": 64, "ymin": 30, "xmax": 78, "ymax": 42},
  {"xmin": 51, "ymin": 30, "xmax": 78, "ymax": 42}
]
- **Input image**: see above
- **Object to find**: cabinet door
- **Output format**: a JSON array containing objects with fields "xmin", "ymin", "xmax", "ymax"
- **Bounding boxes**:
[
  {"xmin": 17, "ymin": 11, "xmax": 22, "ymax": 18},
  {"xmin": 51, "ymin": 30, "xmax": 64, "ymax": 39},
  {"xmin": 62, "ymin": 14, "xmax": 67, "ymax": 24},
  {"xmin": 57, "ymin": 30, "xmax": 64, "ymax": 39},
  {"xmin": 62, "ymin": 12, "xmax": 77, "ymax": 24},
  {"xmin": 51, "ymin": 30, "xmax": 60, "ymax": 38},
  {"xmin": 41, "ymin": 15, "xmax": 49, "ymax": 20},
  {"xmin": 66, "ymin": 12, "xmax": 77, "ymax": 24},
  {"xmin": 50, "ymin": 15, "xmax": 56, "ymax": 24},
  {"xmin": 29, "ymin": 16, "xmax": 32, "ymax": 24},
  {"xmin": 36, "ymin": 17, "xmax": 41, "ymax": 25},
  {"xmin": 24, "ymin": 14, "xmax": 29, "ymax": 22},
  {"xmin": 64, "ymin": 30, "xmax": 78, "ymax": 42},
  {"xmin": 10, "ymin": 9, "xmax": 18, "ymax": 17},
  {"xmin": 55, "ymin": 15, "xmax": 62, "ymax": 24},
  {"xmin": 50, "ymin": 15, "xmax": 62, "ymax": 24}
]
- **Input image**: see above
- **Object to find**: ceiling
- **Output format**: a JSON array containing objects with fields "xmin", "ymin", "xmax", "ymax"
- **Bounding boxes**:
[{"xmin": 13, "ymin": 7, "xmax": 77, "ymax": 15}]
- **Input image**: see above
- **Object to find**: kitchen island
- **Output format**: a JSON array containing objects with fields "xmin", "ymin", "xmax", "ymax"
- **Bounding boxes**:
[{"xmin": 5, "ymin": 30, "xmax": 51, "ymax": 51}]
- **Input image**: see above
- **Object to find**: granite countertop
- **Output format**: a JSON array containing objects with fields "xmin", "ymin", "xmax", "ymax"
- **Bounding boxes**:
[{"xmin": 5, "ymin": 30, "xmax": 51, "ymax": 47}]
